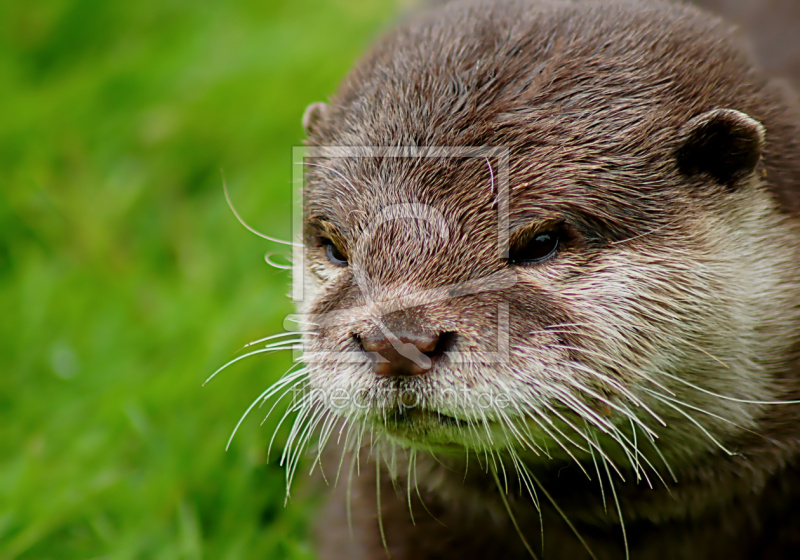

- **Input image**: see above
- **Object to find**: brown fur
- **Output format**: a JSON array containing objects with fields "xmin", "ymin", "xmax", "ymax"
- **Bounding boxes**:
[{"xmin": 288, "ymin": 1, "xmax": 800, "ymax": 558}]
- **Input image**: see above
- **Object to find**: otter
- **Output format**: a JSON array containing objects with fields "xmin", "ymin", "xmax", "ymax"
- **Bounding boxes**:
[{"xmin": 271, "ymin": 0, "xmax": 800, "ymax": 558}]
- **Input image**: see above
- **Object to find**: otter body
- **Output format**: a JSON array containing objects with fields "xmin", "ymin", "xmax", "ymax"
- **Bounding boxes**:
[{"xmin": 288, "ymin": 1, "xmax": 800, "ymax": 558}]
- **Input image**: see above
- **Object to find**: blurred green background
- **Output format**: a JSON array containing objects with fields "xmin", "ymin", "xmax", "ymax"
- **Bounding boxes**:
[{"xmin": 0, "ymin": 1, "xmax": 401, "ymax": 558}]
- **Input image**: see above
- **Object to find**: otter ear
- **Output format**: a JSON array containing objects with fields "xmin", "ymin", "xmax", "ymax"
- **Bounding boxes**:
[
  {"xmin": 302, "ymin": 101, "xmax": 329, "ymax": 137},
  {"xmin": 676, "ymin": 108, "xmax": 766, "ymax": 187}
]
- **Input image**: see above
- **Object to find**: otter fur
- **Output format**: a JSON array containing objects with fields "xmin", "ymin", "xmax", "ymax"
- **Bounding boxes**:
[{"xmin": 279, "ymin": 0, "xmax": 800, "ymax": 558}]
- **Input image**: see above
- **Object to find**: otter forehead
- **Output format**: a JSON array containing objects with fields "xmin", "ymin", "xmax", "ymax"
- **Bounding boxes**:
[
  {"xmin": 303, "ymin": 0, "xmax": 788, "ymax": 255},
  {"xmin": 313, "ymin": 0, "xmax": 764, "ymax": 150},
  {"xmin": 304, "ymin": 145, "xmax": 686, "ymax": 237}
]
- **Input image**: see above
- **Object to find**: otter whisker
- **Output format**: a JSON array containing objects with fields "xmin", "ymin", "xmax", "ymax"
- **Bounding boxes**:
[
  {"xmin": 314, "ymin": 406, "xmax": 339, "ymax": 448},
  {"xmin": 243, "ymin": 331, "xmax": 311, "ymax": 349},
  {"xmin": 311, "ymin": 410, "xmax": 342, "ymax": 474},
  {"xmin": 597, "ymin": 436, "xmax": 629, "ymax": 560},
  {"xmin": 281, "ymin": 394, "xmax": 313, "ymax": 464},
  {"xmin": 515, "ymin": 414, "xmax": 550, "ymax": 458},
  {"xmin": 560, "ymin": 361, "xmax": 671, "ymax": 480},
  {"xmin": 507, "ymin": 450, "xmax": 544, "ymax": 556},
  {"xmin": 514, "ymin": 425, "xmax": 549, "ymax": 458},
  {"xmin": 585, "ymin": 421, "xmax": 608, "ymax": 512},
  {"xmin": 556, "ymin": 346, "xmax": 667, "ymax": 427},
  {"xmin": 265, "ymin": 252, "xmax": 293, "ymax": 271},
  {"xmin": 375, "ymin": 450, "xmax": 392, "ymax": 557},
  {"xmin": 354, "ymin": 415, "xmax": 369, "ymax": 477},
  {"xmin": 344, "ymin": 416, "xmax": 371, "ymax": 539},
  {"xmin": 346, "ymin": 434, "xmax": 359, "ymax": 540},
  {"xmin": 484, "ymin": 446, "xmax": 503, "ymax": 485},
  {"xmin": 618, "ymin": 401, "xmax": 673, "ymax": 486},
  {"xmin": 539, "ymin": 378, "xmax": 623, "ymax": 440},
  {"xmin": 497, "ymin": 402, "xmax": 548, "ymax": 458},
  {"xmin": 475, "ymin": 403, "xmax": 498, "ymax": 449},
  {"xmin": 504, "ymin": 410, "xmax": 551, "ymax": 458},
  {"xmin": 608, "ymin": 222, "xmax": 675, "ymax": 246},
  {"xmin": 642, "ymin": 387, "xmax": 768, "ymax": 450},
  {"xmin": 226, "ymin": 367, "xmax": 307, "ymax": 452},
  {"xmin": 646, "ymin": 392, "xmax": 734, "ymax": 455},
  {"xmin": 495, "ymin": 446, "xmax": 511, "ymax": 495},
  {"xmin": 388, "ymin": 442, "xmax": 401, "ymax": 482},
  {"xmin": 491, "ymin": 465, "xmax": 539, "ymax": 560},
  {"xmin": 535, "ymin": 367, "xmax": 659, "ymax": 486},
  {"xmin": 657, "ymin": 371, "xmax": 800, "ymax": 406},
  {"xmin": 523, "ymin": 404, "xmax": 592, "ymax": 478},
  {"xmin": 643, "ymin": 427, "xmax": 677, "ymax": 484},
  {"xmin": 221, "ymin": 170, "xmax": 298, "ymax": 247},
  {"xmin": 257, "ymin": 368, "xmax": 307, "ymax": 417},
  {"xmin": 277, "ymin": 392, "xmax": 315, "ymax": 466},
  {"xmin": 630, "ymin": 417, "xmax": 640, "ymax": 482},
  {"xmin": 283, "ymin": 314, "xmax": 322, "ymax": 328},
  {"xmin": 286, "ymin": 404, "xmax": 331, "ymax": 491},
  {"xmin": 406, "ymin": 448, "xmax": 416, "ymax": 525},
  {"xmin": 548, "ymin": 379, "xmax": 622, "ymax": 435},
  {"xmin": 527, "ymin": 467, "xmax": 600, "ymax": 560},
  {"xmin": 334, "ymin": 418, "xmax": 357, "ymax": 488},
  {"xmin": 507, "ymin": 446, "xmax": 541, "ymax": 511},
  {"xmin": 464, "ymin": 408, "xmax": 495, "ymax": 456},
  {"xmin": 204, "ymin": 340, "xmax": 302, "ymax": 385},
  {"xmin": 540, "ymin": 399, "xmax": 629, "ymax": 482},
  {"xmin": 512, "ymin": 459, "xmax": 546, "ymax": 554},
  {"xmin": 284, "ymin": 405, "xmax": 319, "ymax": 493},
  {"xmin": 412, "ymin": 449, "xmax": 446, "ymax": 527},
  {"xmin": 541, "ymin": 385, "xmax": 641, "ymax": 482},
  {"xmin": 267, "ymin": 380, "xmax": 314, "ymax": 462},
  {"xmin": 308, "ymin": 412, "xmax": 338, "ymax": 483},
  {"xmin": 365, "ymin": 423, "xmax": 378, "ymax": 464},
  {"xmin": 257, "ymin": 367, "xmax": 308, "ymax": 411},
  {"xmin": 556, "ymin": 388, "xmax": 666, "ymax": 489},
  {"xmin": 679, "ymin": 338, "xmax": 732, "ymax": 370},
  {"xmin": 551, "ymin": 377, "xmax": 660, "ymax": 475},
  {"xmin": 538, "ymin": 322, "xmax": 676, "ymax": 396},
  {"xmin": 261, "ymin": 386, "xmax": 310, "ymax": 458}
]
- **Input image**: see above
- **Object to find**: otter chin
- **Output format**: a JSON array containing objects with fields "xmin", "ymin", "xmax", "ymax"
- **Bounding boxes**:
[{"xmin": 266, "ymin": 0, "xmax": 800, "ymax": 558}]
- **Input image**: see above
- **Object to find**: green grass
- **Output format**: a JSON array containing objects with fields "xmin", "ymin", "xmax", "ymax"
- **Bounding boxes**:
[{"xmin": 0, "ymin": 1, "xmax": 399, "ymax": 557}]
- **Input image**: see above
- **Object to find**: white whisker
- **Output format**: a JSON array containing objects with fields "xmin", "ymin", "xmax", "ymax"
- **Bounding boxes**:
[{"xmin": 221, "ymin": 169, "xmax": 298, "ymax": 247}]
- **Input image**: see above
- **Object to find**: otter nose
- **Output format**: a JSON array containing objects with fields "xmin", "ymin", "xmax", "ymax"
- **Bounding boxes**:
[{"xmin": 358, "ymin": 331, "xmax": 451, "ymax": 377}]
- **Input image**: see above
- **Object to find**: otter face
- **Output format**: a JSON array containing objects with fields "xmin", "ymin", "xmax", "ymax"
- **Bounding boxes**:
[
  {"xmin": 293, "ymin": 113, "xmax": 794, "ymax": 476},
  {"xmin": 285, "ymin": 3, "xmax": 800, "ymax": 484}
]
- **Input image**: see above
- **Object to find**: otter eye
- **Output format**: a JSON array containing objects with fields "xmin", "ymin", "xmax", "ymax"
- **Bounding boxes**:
[
  {"xmin": 322, "ymin": 238, "xmax": 349, "ymax": 267},
  {"xmin": 509, "ymin": 229, "xmax": 560, "ymax": 265}
]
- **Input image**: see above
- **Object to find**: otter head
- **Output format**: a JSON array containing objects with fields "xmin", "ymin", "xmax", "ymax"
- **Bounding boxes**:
[{"xmin": 290, "ymin": 1, "xmax": 800, "ymax": 493}]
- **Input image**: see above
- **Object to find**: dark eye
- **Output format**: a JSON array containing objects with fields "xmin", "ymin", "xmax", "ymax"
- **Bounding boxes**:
[
  {"xmin": 322, "ymin": 238, "xmax": 349, "ymax": 267},
  {"xmin": 509, "ymin": 229, "xmax": 560, "ymax": 265}
]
